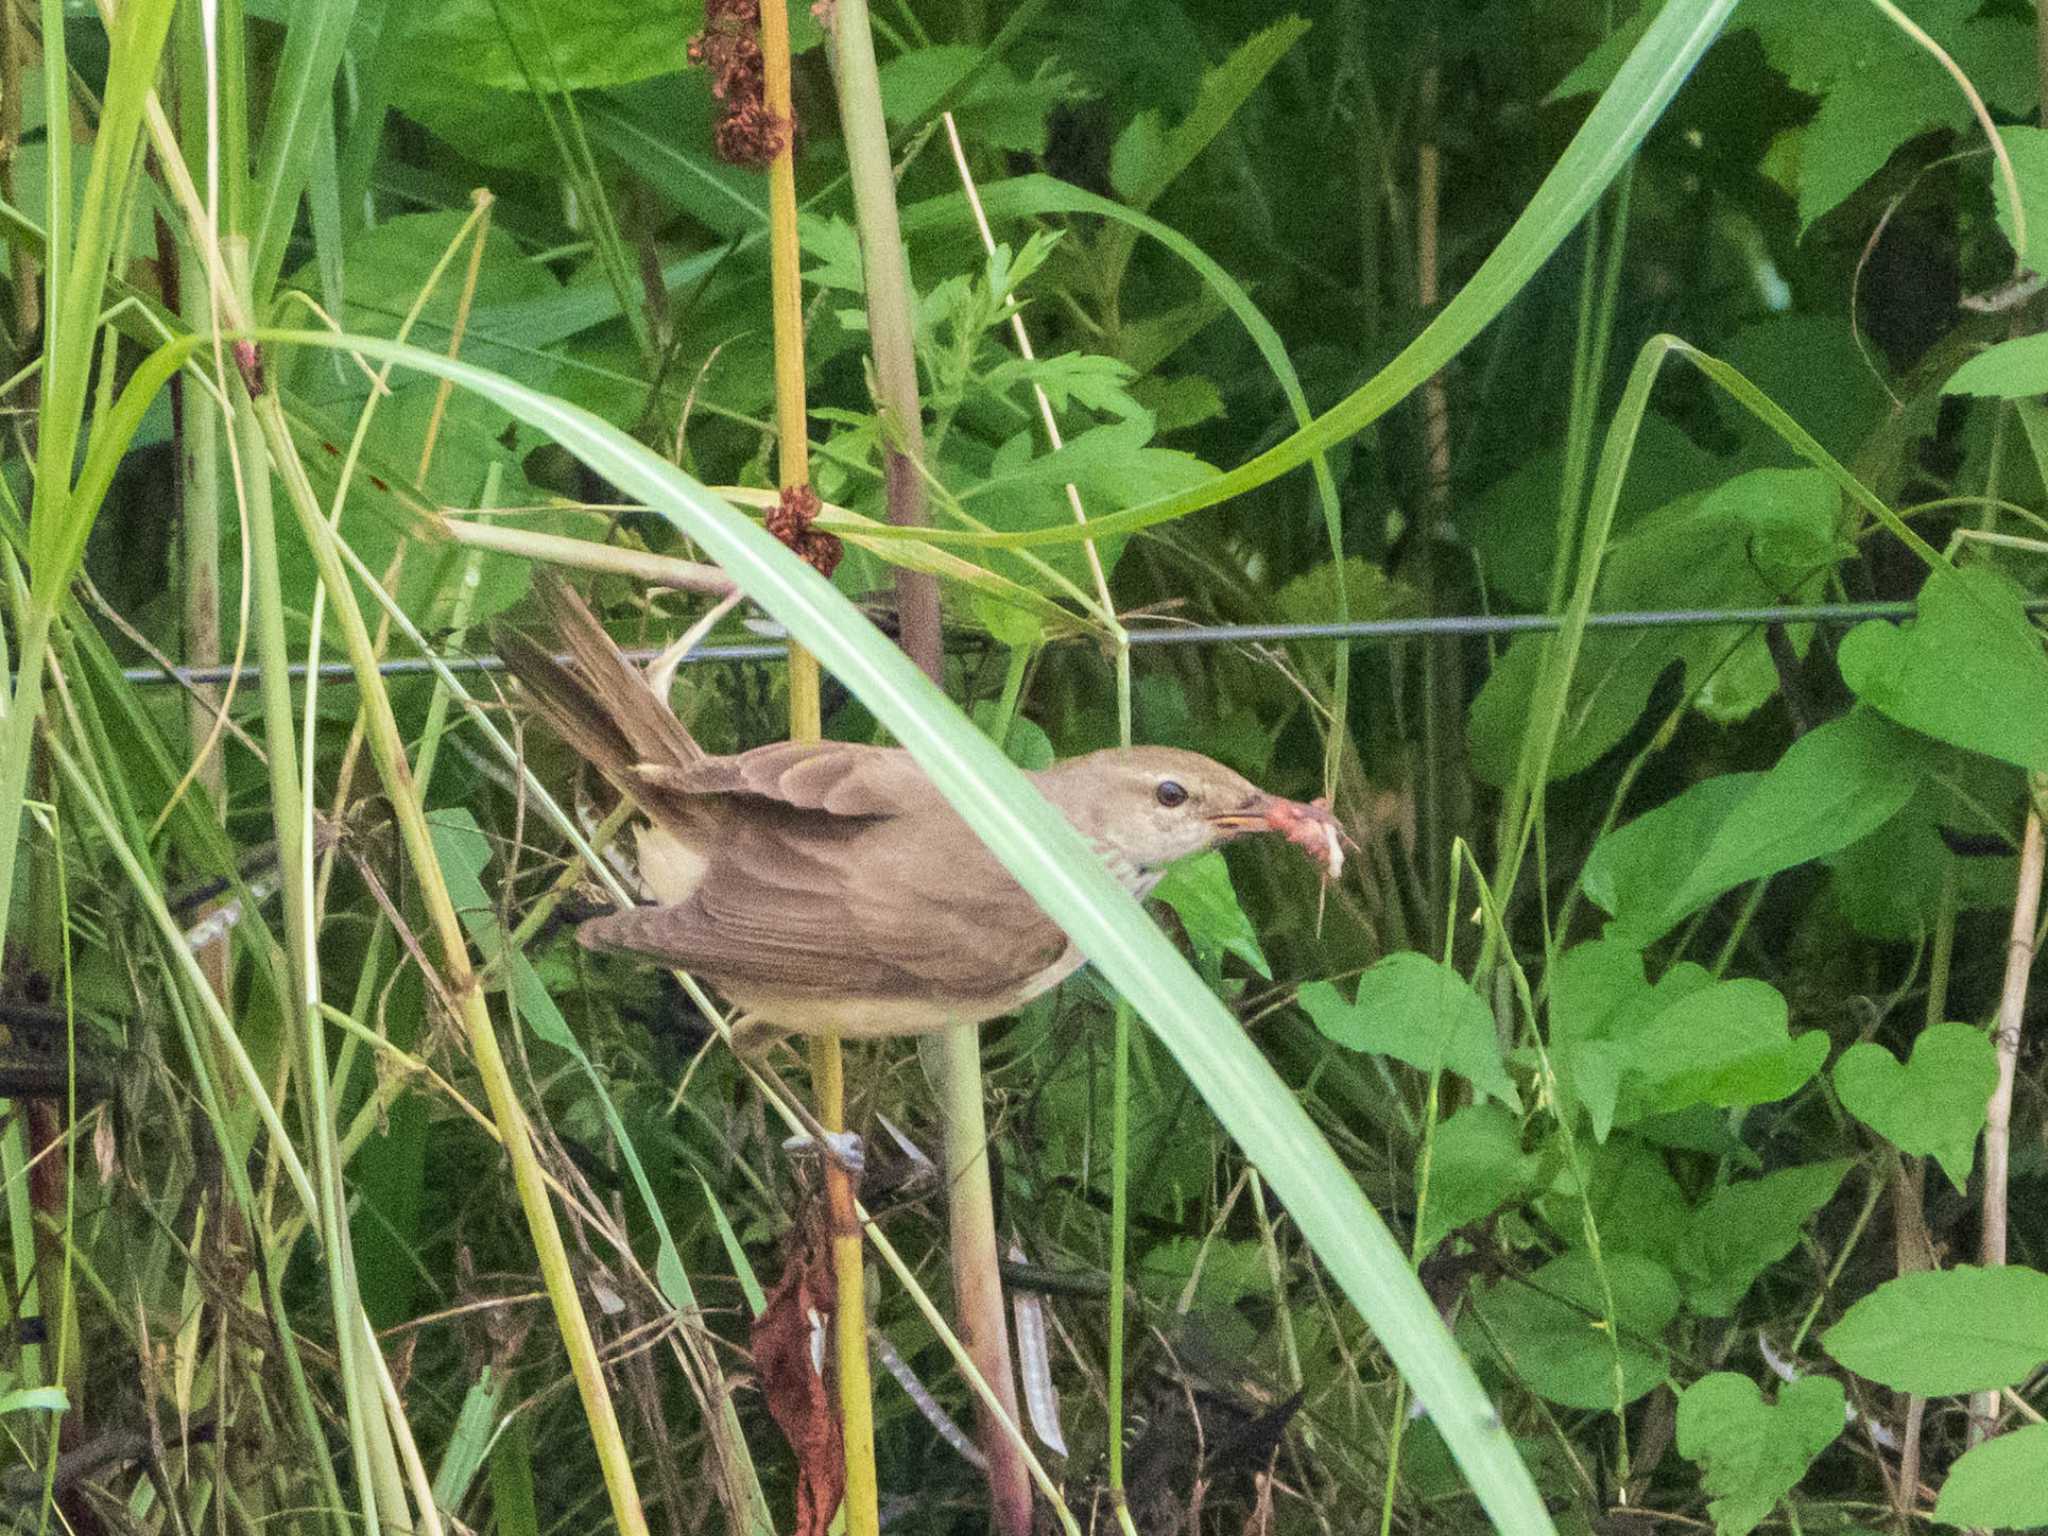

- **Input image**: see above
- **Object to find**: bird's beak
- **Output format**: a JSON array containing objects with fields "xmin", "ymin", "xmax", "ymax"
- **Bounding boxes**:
[
  {"xmin": 1207, "ymin": 794, "xmax": 1350, "ymax": 879},
  {"xmin": 1206, "ymin": 792, "xmax": 1280, "ymax": 838}
]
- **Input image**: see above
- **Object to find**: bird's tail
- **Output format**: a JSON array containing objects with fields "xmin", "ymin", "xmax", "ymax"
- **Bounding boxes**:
[{"xmin": 495, "ymin": 575, "xmax": 707, "ymax": 797}]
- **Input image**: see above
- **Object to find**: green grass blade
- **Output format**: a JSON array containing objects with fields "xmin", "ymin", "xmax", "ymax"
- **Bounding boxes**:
[
  {"xmin": 249, "ymin": 0, "xmax": 364, "ymax": 303},
  {"xmin": 255, "ymin": 327, "xmax": 1555, "ymax": 1533}
]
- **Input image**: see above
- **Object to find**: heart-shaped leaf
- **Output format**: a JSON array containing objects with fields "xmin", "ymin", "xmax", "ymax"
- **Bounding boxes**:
[
  {"xmin": 1833, "ymin": 1023, "xmax": 1999, "ymax": 1191},
  {"xmin": 1838, "ymin": 566, "xmax": 2048, "ymax": 770},
  {"xmin": 1624, "ymin": 978, "xmax": 1830, "ymax": 1122},
  {"xmin": 1677, "ymin": 1161, "xmax": 1852, "ymax": 1317},
  {"xmin": 1301, "ymin": 954, "xmax": 1521, "ymax": 1110},
  {"xmin": 1677, "ymin": 1372, "xmax": 1844, "ymax": 1536}
]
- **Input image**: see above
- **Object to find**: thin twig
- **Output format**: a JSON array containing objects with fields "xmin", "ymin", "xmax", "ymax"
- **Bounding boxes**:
[{"xmin": 1972, "ymin": 780, "xmax": 2046, "ymax": 1440}]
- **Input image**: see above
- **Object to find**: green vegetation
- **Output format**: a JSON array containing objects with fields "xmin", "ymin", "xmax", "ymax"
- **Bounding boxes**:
[{"xmin": 4, "ymin": 1, "xmax": 2048, "ymax": 1532}]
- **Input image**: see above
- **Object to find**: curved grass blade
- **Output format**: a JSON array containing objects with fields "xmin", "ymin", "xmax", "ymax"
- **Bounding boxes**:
[{"xmin": 253, "ymin": 327, "xmax": 1556, "ymax": 1533}]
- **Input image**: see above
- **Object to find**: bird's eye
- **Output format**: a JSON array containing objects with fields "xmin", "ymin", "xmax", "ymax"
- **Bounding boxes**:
[{"xmin": 1155, "ymin": 780, "xmax": 1188, "ymax": 809}]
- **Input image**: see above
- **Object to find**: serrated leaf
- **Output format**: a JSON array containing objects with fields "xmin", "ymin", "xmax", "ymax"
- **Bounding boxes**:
[
  {"xmin": 877, "ymin": 46, "xmax": 1082, "ymax": 154},
  {"xmin": 1108, "ymin": 17, "xmax": 1311, "ymax": 209},
  {"xmin": 1993, "ymin": 125, "xmax": 2048, "ymax": 261},
  {"xmin": 799, "ymin": 214, "xmax": 866, "ymax": 295},
  {"xmin": 1825, "ymin": 1265, "xmax": 2048, "ymax": 1394},
  {"xmin": 1839, "ymin": 566, "xmax": 2048, "ymax": 771},
  {"xmin": 1833, "ymin": 1023, "xmax": 1998, "ymax": 1191},
  {"xmin": 985, "ymin": 351, "xmax": 1142, "ymax": 418},
  {"xmin": 1796, "ymin": 49, "xmax": 1967, "ymax": 232},
  {"xmin": 1677, "ymin": 1373, "xmax": 1844, "ymax": 1536},
  {"xmin": 1300, "ymin": 956, "xmax": 1520, "ymax": 1110}
]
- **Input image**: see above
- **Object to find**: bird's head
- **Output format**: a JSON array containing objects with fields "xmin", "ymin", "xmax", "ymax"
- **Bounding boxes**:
[{"xmin": 1037, "ymin": 746, "xmax": 1346, "ymax": 881}]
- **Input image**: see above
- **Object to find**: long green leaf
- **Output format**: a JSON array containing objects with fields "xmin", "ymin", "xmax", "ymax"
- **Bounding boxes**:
[
  {"xmin": 256, "ymin": 325, "xmax": 1553, "ymax": 1533},
  {"xmin": 249, "ymin": 0, "xmax": 366, "ymax": 303},
  {"xmin": 862, "ymin": 0, "xmax": 1739, "ymax": 555}
]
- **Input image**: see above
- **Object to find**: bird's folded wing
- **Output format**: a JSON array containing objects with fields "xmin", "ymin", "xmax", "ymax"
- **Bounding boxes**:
[
  {"xmin": 581, "ymin": 811, "xmax": 1072, "ymax": 998},
  {"xmin": 634, "ymin": 740, "xmax": 939, "ymax": 819}
]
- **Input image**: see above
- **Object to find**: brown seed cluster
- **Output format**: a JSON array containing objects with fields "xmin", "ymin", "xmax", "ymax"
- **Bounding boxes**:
[
  {"xmin": 764, "ymin": 483, "xmax": 843, "ymax": 579},
  {"xmin": 688, "ymin": 0, "xmax": 790, "ymax": 168}
]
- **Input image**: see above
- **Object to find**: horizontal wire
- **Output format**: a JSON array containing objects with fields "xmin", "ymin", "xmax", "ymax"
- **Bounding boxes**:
[{"xmin": 111, "ymin": 597, "xmax": 2039, "ymax": 689}]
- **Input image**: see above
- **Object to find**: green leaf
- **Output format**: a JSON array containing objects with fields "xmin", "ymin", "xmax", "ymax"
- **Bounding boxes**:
[
  {"xmin": 1676, "ymin": 1373, "xmax": 1844, "ymax": 1536},
  {"xmin": 1659, "ymin": 709, "xmax": 1931, "ymax": 927},
  {"xmin": 1108, "ymin": 17, "xmax": 1311, "ymax": 209},
  {"xmin": 397, "ymin": 0, "xmax": 687, "ymax": 92},
  {"xmin": 877, "ymin": 47, "xmax": 1082, "ymax": 154},
  {"xmin": 264, "ymin": 327, "xmax": 1558, "ymax": 1532},
  {"xmin": 1470, "ymin": 468, "xmax": 1839, "ymax": 787},
  {"xmin": 1677, "ymin": 710, "xmax": 1926, "ymax": 896},
  {"xmin": 1833, "ymin": 1023, "xmax": 1999, "ymax": 1191},
  {"xmin": 1741, "ymin": 0, "xmax": 2037, "ymax": 233},
  {"xmin": 1947, "ymin": 332, "xmax": 2048, "ymax": 398},
  {"xmin": 1677, "ymin": 1161, "xmax": 1852, "ymax": 1316},
  {"xmin": 1301, "ymin": 955, "xmax": 1521, "ymax": 1111},
  {"xmin": 1575, "ymin": 1134, "xmax": 1693, "ymax": 1271},
  {"xmin": 1152, "ymin": 850, "xmax": 1271, "ymax": 980},
  {"xmin": 0, "ymin": 1386, "xmax": 69, "ymax": 1416},
  {"xmin": 1825, "ymin": 1265, "xmax": 2048, "ymax": 1394},
  {"xmin": 1933, "ymin": 1422, "xmax": 2048, "ymax": 1529},
  {"xmin": 1839, "ymin": 567, "xmax": 2048, "ymax": 770},
  {"xmin": 1625, "ymin": 977, "xmax": 1829, "ymax": 1122},
  {"xmin": 1473, "ymin": 1251, "xmax": 1678, "ymax": 1410},
  {"xmin": 1140, "ymin": 1236, "xmax": 1267, "ymax": 1308},
  {"xmin": 1992, "ymin": 125, "xmax": 2048, "ymax": 261},
  {"xmin": 1418, "ymin": 1105, "xmax": 1536, "ymax": 1259},
  {"xmin": 1549, "ymin": 938, "xmax": 1656, "ymax": 1138},
  {"xmin": 1795, "ymin": 46, "xmax": 1967, "ymax": 233},
  {"xmin": 1584, "ymin": 775, "xmax": 1762, "ymax": 943}
]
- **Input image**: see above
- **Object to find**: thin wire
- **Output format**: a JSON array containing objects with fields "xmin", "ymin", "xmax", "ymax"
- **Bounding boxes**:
[{"xmin": 108, "ymin": 597, "xmax": 2033, "ymax": 689}]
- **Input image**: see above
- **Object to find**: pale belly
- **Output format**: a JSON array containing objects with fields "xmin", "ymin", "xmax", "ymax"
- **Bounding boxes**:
[{"xmin": 727, "ymin": 944, "xmax": 1086, "ymax": 1041}]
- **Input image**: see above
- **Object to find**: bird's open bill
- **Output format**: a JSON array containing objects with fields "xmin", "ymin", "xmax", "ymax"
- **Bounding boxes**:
[{"xmin": 1207, "ymin": 795, "xmax": 1348, "ymax": 881}]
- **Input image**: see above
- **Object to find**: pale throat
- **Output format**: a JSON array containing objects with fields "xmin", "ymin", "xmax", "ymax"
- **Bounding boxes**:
[{"xmin": 1090, "ymin": 837, "xmax": 1168, "ymax": 900}]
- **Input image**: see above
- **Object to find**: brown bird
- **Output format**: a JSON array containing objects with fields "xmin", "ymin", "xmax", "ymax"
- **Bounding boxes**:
[{"xmin": 498, "ymin": 580, "xmax": 1344, "ymax": 1042}]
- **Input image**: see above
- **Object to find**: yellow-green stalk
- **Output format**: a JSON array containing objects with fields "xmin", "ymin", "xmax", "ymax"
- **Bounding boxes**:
[
  {"xmin": 828, "ymin": 6, "xmax": 1039, "ymax": 1529},
  {"xmin": 760, "ymin": 1, "xmax": 883, "ymax": 1527}
]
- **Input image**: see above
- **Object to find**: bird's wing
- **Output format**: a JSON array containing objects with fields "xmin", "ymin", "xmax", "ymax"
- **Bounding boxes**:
[
  {"xmin": 577, "ymin": 803, "xmax": 1073, "ymax": 1004},
  {"xmin": 635, "ymin": 740, "xmax": 939, "ymax": 819}
]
